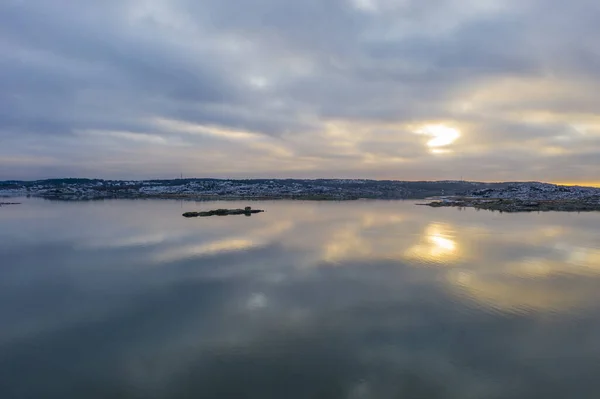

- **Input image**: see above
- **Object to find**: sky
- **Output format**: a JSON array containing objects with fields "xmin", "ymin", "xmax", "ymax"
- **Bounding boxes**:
[{"xmin": 1, "ymin": 0, "xmax": 599, "ymax": 183}]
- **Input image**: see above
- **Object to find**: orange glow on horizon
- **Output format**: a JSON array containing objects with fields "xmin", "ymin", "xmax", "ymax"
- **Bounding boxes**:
[{"xmin": 554, "ymin": 182, "xmax": 600, "ymax": 188}]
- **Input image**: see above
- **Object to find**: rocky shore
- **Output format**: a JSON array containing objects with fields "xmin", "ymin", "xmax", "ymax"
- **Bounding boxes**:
[
  {"xmin": 0, "ymin": 178, "xmax": 490, "ymax": 200},
  {"xmin": 3, "ymin": 179, "xmax": 600, "ymax": 206},
  {"xmin": 424, "ymin": 197, "xmax": 600, "ymax": 212},
  {"xmin": 183, "ymin": 206, "xmax": 264, "ymax": 218}
]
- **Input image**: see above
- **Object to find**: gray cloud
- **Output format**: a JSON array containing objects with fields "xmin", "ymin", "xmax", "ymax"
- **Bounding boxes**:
[{"xmin": 1, "ymin": 0, "xmax": 599, "ymax": 181}]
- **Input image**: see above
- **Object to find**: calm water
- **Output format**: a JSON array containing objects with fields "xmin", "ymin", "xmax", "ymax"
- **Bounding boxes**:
[{"xmin": 1, "ymin": 199, "xmax": 600, "ymax": 399}]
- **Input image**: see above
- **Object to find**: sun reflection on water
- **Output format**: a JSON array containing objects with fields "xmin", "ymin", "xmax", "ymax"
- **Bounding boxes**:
[{"xmin": 404, "ymin": 223, "xmax": 460, "ymax": 264}]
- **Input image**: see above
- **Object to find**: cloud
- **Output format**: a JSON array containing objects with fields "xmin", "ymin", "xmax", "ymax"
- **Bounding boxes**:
[{"xmin": 1, "ymin": 0, "xmax": 600, "ymax": 181}]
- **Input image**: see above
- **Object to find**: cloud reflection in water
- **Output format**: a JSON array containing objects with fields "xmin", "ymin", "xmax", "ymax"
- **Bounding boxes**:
[{"xmin": 1, "ymin": 199, "xmax": 600, "ymax": 398}]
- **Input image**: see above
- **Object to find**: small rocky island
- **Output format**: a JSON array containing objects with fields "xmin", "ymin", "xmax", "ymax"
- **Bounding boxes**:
[
  {"xmin": 423, "ymin": 183, "xmax": 600, "ymax": 212},
  {"xmin": 425, "ymin": 198, "xmax": 600, "ymax": 212},
  {"xmin": 183, "ymin": 206, "xmax": 264, "ymax": 218},
  {"xmin": 0, "ymin": 202, "xmax": 20, "ymax": 206}
]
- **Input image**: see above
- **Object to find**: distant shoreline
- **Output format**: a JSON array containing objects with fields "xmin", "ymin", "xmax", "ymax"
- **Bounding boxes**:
[{"xmin": 2, "ymin": 179, "xmax": 600, "ymax": 209}]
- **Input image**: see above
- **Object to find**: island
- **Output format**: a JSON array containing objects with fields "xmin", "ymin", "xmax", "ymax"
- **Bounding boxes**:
[
  {"xmin": 183, "ymin": 206, "xmax": 264, "ymax": 218},
  {"xmin": 423, "ymin": 183, "xmax": 600, "ymax": 212},
  {"xmin": 0, "ymin": 202, "xmax": 20, "ymax": 206},
  {"xmin": 1, "ymin": 179, "xmax": 600, "ymax": 212},
  {"xmin": 425, "ymin": 198, "xmax": 600, "ymax": 212}
]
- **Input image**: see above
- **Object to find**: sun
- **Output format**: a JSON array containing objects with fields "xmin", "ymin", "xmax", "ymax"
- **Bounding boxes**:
[{"xmin": 415, "ymin": 124, "xmax": 460, "ymax": 149}]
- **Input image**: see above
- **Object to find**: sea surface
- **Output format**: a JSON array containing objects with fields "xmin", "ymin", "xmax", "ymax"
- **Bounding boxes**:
[{"xmin": 1, "ymin": 199, "xmax": 600, "ymax": 399}]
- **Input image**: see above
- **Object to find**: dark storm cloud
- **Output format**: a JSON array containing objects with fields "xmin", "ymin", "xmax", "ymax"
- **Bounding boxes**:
[{"xmin": 1, "ymin": 0, "xmax": 599, "ymax": 181}]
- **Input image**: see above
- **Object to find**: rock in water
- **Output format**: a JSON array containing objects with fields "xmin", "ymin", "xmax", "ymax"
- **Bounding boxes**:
[
  {"xmin": 0, "ymin": 202, "xmax": 21, "ymax": 206},
  {"xmin": 183, "ymin": 206, "xmax": 264, "ymax": 218},
  {"xmin": 182, "ymin": 212, "xmax": 200, "ymax": 217}
]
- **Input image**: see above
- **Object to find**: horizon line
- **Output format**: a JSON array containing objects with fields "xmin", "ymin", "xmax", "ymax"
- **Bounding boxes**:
[{"xmin": 2, "ymin": 177, "xmax": 599, "ymax": 188}]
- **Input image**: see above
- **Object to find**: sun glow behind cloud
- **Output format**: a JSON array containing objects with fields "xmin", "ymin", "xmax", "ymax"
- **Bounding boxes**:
[{"xmin": 414, "ymin": 124, "xmax": 461, "ymax": 154}]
